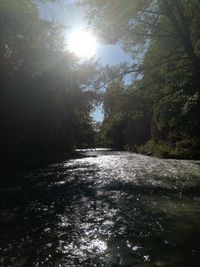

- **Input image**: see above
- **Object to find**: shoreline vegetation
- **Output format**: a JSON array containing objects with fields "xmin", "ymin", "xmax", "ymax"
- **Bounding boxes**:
[{"xmin": 137, "ymin": 140, "xmax": 200, "ymax": 160}]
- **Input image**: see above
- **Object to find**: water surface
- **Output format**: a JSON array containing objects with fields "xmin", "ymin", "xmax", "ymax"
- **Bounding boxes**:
[{"xmin": 0, "ymin": 150, "xmax": 200, "ymax": 266}]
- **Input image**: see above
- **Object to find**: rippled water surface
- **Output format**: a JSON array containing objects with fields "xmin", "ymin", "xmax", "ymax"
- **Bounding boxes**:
[{"xmin": 1, "ymin": 150, "xmax": 200, "ymax": 266}]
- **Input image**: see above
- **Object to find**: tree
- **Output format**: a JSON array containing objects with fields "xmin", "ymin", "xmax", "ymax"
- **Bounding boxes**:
[
  {"xmin": 83, "ymin": 0, "xmax": 200, "ymax": 88},
  {"xmin": 100, "ymin": 80, "xmax": 151, "ymax": 150},
  {"xmin": 0, "ymin": 0, "xmax": 97, "ymax": 166},
  {"xmin": 83, "ymin": 0, "xmax": 200, "ymax": 158}
]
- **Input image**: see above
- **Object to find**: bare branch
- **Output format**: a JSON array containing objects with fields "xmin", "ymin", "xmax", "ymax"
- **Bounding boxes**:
[
  {"xmin": 134, "ymin": 16, "xmax": 175, "ymax": 35},
  {"xmin": 96, "ymin": 54, "xmax": 190, "ymax": 91},
  {"xmin": 127, "ymin": 28, "xmax": 174, "ymax": 38},
  {"xmin": 143, "ymin": 9, "xmax": 165, "ymax": 17}
]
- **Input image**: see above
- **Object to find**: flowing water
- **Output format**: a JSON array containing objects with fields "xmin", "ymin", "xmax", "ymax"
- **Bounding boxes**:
[{"xmin": 0, "ymin": 150, "xmax": 200, "ymax": 266}]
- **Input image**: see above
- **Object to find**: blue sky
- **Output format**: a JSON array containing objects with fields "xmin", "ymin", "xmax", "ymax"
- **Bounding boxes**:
[{"xmin": 37, "ymin": 0, "xmax": 133, "ymax": 121}]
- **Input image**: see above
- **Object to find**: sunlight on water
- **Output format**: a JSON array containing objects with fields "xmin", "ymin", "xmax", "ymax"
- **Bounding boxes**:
[
  {"xmin": 62, "ymin": 238, "xmax": 107, "ymax": 256},
  {"xmin": 1, "ymin": 151, "xmax": 200, "ymax": 266}
]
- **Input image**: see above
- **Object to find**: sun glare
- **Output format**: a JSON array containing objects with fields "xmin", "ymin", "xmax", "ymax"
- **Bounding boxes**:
[{"xmin": 67, "ymin": 29, "xmax": 97, "ymax": 59}]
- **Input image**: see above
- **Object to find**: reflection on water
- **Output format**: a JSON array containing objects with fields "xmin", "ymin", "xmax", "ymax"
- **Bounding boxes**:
[{"xmin": 0, "ymin": 150, "xmax": 200, "ymax": 266}]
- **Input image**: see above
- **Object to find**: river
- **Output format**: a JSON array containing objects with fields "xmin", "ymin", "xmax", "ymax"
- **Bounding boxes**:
[{"xmin": 0, "ymin": 150, "xmax": 200, "ymax": 266}]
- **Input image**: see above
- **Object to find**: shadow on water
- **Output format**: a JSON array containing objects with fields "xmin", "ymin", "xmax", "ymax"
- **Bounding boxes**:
[{"xmin": 0, "ymin": 151, "xmax": 200, "ymax": 266}]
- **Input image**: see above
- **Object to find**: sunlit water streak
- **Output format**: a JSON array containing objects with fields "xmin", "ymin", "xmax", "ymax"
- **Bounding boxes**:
[{"xmin": 0, "ymin": 150, "xmax": 200, "ymax": 266}]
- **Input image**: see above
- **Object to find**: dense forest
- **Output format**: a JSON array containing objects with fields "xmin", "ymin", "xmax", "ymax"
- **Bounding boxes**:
[
  {"xmin": 87, "ymin": 0, "xmax": 200, "ymax": 159},
  {"xmin": 0, "ymin": 0, "xmax": 98, "ymax": 167},
  {"xmin": 1, "ymin": 0, "xmax": 200, "ymax": 168}
]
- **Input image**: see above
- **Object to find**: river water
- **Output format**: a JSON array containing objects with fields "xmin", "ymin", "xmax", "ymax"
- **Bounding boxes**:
[{"xmin": 0, "ymin": 150, "xmax": 200, "ymax": 266}]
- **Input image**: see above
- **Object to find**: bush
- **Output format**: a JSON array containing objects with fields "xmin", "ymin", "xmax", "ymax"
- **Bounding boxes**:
[{"xmin": 138, "ymin": 140, "xmax": 171, "ymax": 158}]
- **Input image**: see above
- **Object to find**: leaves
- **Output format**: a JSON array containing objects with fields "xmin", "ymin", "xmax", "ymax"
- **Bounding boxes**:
[
  {"xmin": 0, "ymin": 0, "xmax": 97, "ymax": 165},
  {"xmin": 84, "ymin": 0, "xmax": 200, "ymax": 157}
]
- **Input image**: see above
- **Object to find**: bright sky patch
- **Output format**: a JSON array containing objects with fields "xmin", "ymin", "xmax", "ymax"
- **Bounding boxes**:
[{"xmin": 67, "ymin": 29, "xmax": 97, "ymax": 59}]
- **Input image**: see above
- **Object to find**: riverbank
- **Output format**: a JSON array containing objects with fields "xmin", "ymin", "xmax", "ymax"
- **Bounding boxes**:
[
  {"xmin": 0, "ymin": 148, "xmax": 112, "ymax": 170},
  {"xmin": 0, "ymin": 150, "xmax": 83, "ymax": 171},
  {"xmin": 1, "ymin": 141, "xmax": 200, "ymax": 171},
  {"xmin": 137, "ymin": 140, "xmax": 200, "ymax": 160}
]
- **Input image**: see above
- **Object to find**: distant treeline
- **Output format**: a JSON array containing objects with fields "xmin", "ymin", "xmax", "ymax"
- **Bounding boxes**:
[{"xmin": 86, "ymin": 0, "xmax": 200, "ymax": 159}]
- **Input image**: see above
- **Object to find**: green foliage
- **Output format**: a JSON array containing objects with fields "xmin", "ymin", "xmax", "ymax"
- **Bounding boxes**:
[
  {"xmin": 98, "ymin": 80, "xmax": 151, "ymax": 150},
  {"xmin": 138, "ymin": 137, "xmax": 200, "ymax": 159},
  {"xmin": 138, "ymin": 140, "xmax": 171, "ymax": 158},
  {"xmin": 85, "ymin": 0, "xmax": 200, "ymax": 159},
  {"xmin": 0, "ymin": 0, "xmax": 96, "ymax": 166}
]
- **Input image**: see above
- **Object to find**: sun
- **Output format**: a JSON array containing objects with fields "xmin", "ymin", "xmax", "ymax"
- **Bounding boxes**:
[{"xmin": 67, "ymin": 29, "xmax": 97, "ymax": 59}]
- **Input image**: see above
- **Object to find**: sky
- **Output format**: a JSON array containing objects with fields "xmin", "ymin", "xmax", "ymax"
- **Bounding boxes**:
[{"xmin": 37, "ymin": 0, "xmax": 133, "ymax": 121}]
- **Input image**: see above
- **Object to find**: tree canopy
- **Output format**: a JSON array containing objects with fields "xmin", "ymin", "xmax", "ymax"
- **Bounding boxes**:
[
  {"xmin": 0, "ymin": 0, "xmax": 97, "ymax": 166},
  {"xmin": 84, "ymin": 0, "xmax": 200, "ymax": 158}
]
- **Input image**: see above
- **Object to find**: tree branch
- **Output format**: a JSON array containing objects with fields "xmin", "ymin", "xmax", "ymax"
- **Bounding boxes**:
[
  {"xmin": 127, "ymin": 28, "xmax": 174, "ymax": 38},
  {"xmin": 134, "ymin": 16, "xmax": 175, "ymax": 35}
]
